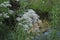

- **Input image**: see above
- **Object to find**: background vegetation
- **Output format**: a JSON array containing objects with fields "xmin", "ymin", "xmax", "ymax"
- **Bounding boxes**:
[{"xmin": 0, "ymin": 0, "xmax": 60, "ymax": 40}]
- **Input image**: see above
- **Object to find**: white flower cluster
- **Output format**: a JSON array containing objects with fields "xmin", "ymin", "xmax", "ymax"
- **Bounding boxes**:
[
  {"xmin": 0, "ymin": 12, "xmax": 9, "ymax": 18},
  {"xmin": 23, "ymin": 9, "xmax": 39, "ymax": 23},
  {"xmin": 3, "ymin": 13, "xmax": 10, "ymax": 18},
  {"xmin": 0, "ymin": 1, "xmax": 11, "ymax": 7},
  {"xmin": 16, "ymin": 9, "xmax": 40, "ymax": 31},
  {"xmin": 8, "ymin": 10, "xmax": 14, "ymax": 14},
  {"xmin": 0, "ymin": 1, "xmax": 14, "ymax": 15},
  {"xmin": 16, "ymin": 0, "xmax": 19, "ymax": 1},
  {"xmin": 0, "ymin": 13, "xmax": 2, "ymax": 17}
]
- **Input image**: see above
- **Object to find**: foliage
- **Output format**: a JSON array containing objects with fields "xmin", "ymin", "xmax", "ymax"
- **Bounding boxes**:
[{"xmin": 0, "ymin": 0, "xmax": 60, "ymax": 40}]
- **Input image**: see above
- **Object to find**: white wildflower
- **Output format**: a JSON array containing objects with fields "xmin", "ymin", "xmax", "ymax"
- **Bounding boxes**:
[
  {"xmin": 16, "ymin": 0, "xmax": 19, "ymax": 1},
  {"xmin": 16, "ymin": 17, "xmax": 21, "ymax": 21},
  {"xmin": 24, "ymin": 25, "xmax": 29, "ymax": 28},
  {"xmin": 3, "ymin": 14, "xmax": 9, "ymax": 18},
  {"xmin": 0, "ymin": 13, "xmax": 2, "ymax": 17},
  {"xmin": 0, "ymin": 1, "xmax": 11, "ymax": 7},
  {"xmin": 22, "ymin": 17, "xmax": 32, "ymax": 23},
  {"xmin": 23, "ymin": 9, "xmax": 39, "ymax": 24},
  {"xmin": 3, "ymin": 1, "xmax": 10, "ymax": 4},
  {"xmin": 23, "ymin": 25, "xmax": 29, "ymax": 30},
  {"xmin": 17, "ymin": 9, "xmax": 40, "ymax": 31},
  {"xmin": 5, "ymin": 4, "xmax": 11, "ymax": 7},
  {"xmin": 0, "ymin": 3, "xmax": 6, "ymax": 7},
  {"xmin": 6, "ymin": 13, "xmax": 8, "ymax": 14},
  {"xmin": 8, "ymin": 10, "xmax": 14, "ymax": 14},
  {"xmin": 18, "ymin": 23, "xmax": 23, "ymax": 26}
]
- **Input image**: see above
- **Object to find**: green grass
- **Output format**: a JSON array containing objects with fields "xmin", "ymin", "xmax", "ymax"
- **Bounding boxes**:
[{"xmin": 0, "ymin": 0, "xmax": 60, "ymax": 40}]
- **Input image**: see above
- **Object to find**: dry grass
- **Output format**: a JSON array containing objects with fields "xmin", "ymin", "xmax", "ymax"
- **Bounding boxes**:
[{"xmin": 28, "ymin": 19, "xmax": 50, "ymax": 34}]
